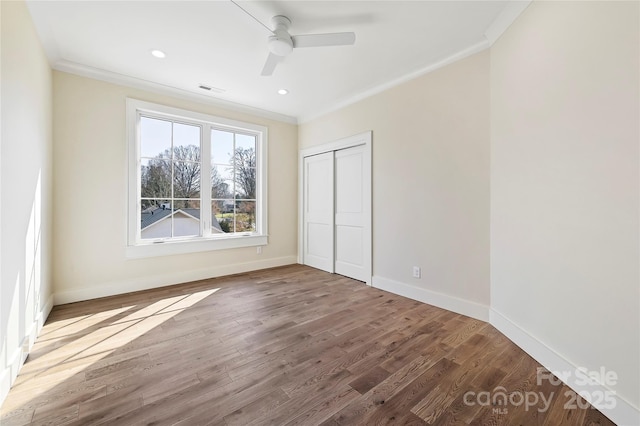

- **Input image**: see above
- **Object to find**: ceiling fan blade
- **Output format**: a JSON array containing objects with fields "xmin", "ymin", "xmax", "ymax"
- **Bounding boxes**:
[
  {"xmin": 292, "ymin": 32, "xmax": 356, "ymax": 48},
  {"xmin": 261, "ymin": 52, "xmax": 281, "ymax": 76}
]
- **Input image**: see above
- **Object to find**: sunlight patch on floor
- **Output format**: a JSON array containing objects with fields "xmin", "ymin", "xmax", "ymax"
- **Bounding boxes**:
[{"xmin": 1, "ymin": 288, "xmax": 220, "ymax": 414}]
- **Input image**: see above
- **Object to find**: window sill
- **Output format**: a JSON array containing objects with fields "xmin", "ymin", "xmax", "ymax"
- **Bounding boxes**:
[{"xmin": 125, "ymin": 234, "xmax": 268, "ymax": 259}]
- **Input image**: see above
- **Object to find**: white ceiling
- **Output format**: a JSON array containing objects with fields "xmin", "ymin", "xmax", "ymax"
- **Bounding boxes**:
[{"xmin": 26, "ymin": 1, "xmax": 527, "ymax": 123}]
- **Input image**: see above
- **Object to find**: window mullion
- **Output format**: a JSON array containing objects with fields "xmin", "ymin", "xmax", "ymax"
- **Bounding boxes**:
[
  {"xmin": 170, "ymin": 122, "xmax": 175, "ymax": 238},
  {"xmin": 134, "ymin": 111, "xmax": 142, "ymax": 243},
  {"xmin": 232, "ymin": 132, "xmax": 237, "ymax": 233},
  {"xmin": 202, "ymin": 125, "xmax": 212, "ymax": 237}
]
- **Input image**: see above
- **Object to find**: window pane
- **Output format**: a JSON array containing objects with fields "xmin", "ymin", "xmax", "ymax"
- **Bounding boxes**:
[
  {"xmin": 173, "ymin": 122, "xmax": 200, "ymax": 150},
  {"xmin": 141, "ymin": 159, "xmax": 171, "ymax": 198},
  {"xmin": 235, "ymin": 167, "xmax": 256, "ymax": 199},
  {"xmin": 141, "ymin": 199, "xmax": 171, "ymax": 211},
  {"xmin": 236, "ymin": 201, "xmax": 256, "ymax": 233},
  {"xmin": 141, "ymin": 200, "xmax": 172, "ymax": 239},
  {"xmin": 236, "ymin": 133, "xmax": 256, "ymax": 152},
  {"xmin": 140, "ymin": 117, "xmax": 171, "ymax": 158},
  {"xmin": 235, "ymin": 165, "xmax": 256, "ymax": 199},
  {"xmin": 231, "ymin": 140, "xmax": 256, "ymax": 199},
  {"xmin": 220, "ymin": 199, "xmax": 235, "ymax": 214},
  {"xmin": 173, "ymin": 200, "xmax": 201, "ymax": 238},
  {"xmin": 211, "ymin": 129, "xmax": 234, "ymax": 165},
  {"xmin": 211, "ymin": 165, "xmax": 231, "ymax": 199},
  {"xmin": 172, "ymin": 144, "xmax": 200, "ymax": 163},
  {"xmin": 173, "ymin": 199, "xmax": 200, "ymax": 209},
  {"xmin": 173, "ymin": 161, "xmax": 200, "ymax": 198},
  {"xmin": 212, "ymin": 201, "xmax": 232, "ymax": 233},
  {"xmin": 214, "ymin": 166, "xmax": 235, "ymax": 199}
]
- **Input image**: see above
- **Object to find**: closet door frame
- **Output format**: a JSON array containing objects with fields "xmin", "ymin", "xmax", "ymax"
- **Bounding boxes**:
[{"xmin": 298, "ymin": 131, "xmax": 372, "ymax": 286}]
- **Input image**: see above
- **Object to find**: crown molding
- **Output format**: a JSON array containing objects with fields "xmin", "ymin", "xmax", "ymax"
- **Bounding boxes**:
[
  {"xmin": 53, "ymin": 60, "xmax": 298, "ymax": 125},
  {"xmin": 484, "ymin": 0, "xmax": 533, "ymax": 46},
  {"xmin": 297, "ymin": 1, "xmax": 532, "ymax": 124},
  {"xmin": 298, "ymin": 39, "xmax": 490, "ymax": 124}
]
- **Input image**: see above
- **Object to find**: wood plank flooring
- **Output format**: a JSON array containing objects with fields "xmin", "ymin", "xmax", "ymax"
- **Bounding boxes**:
[{"xmin": 1, "ymin": 265, "xmax": 614, "ymax": 425}]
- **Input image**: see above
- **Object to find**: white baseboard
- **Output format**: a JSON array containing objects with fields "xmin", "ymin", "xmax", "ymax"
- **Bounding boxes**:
[
  {"xmin": 0, "ymin": 368, "xmax": 8, "ymax": 411},
  {"xmin": 490, "ymin": 308, "xmax": 640, "ymax": 426},
  {"xmin": 39, "ymin": 294, "xmax": 54, "ymax": 331},
  {"xmin": 371, "ymin": 275, "xmax": 489, "ymax": 322},
  {"xmin": 0, "ymin": 293, "xmax": 53, "ymax": 407},
  {"xmin": 0, "ymin": 346, "xmax": 26, "ymax": 409},
  {"xmin": 53, "ymin": 256, "xmax": 298, "ymax": 305}
]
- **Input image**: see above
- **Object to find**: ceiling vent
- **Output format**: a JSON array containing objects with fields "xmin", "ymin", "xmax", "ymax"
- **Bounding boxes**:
[{"xmin": 198, "ymin": 84, "xmax": 225, "ymax": 93}]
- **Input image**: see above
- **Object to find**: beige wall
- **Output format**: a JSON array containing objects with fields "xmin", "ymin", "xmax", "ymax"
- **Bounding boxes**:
[
  {"xmin": 299, "ymin": 51, "xmax": 491, "ymax": 317},
  {"xmin": 491, "ymin": 0, "xmax": 639, "ymax": 415},
  {"xmin": 0, "ymin": 0, "xmax": 53, "ymax": 403},
  {"xmin": 52, "ymin": 72, "xmax": 298, "ymax": 302}
]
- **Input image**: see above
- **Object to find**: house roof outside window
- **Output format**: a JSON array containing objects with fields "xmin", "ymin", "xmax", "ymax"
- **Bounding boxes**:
[{"xmin": 141, "ymin": 207, "xmax": 223, "ymax": 232}]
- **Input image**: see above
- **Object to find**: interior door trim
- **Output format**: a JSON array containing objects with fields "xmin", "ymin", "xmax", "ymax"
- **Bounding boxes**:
[{"xmin": 298, "ymin": 131, "xmax": 372, "ymax": 285}]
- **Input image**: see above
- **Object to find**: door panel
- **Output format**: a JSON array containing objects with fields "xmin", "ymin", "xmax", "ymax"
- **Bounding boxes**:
[
  {"xmin": 303, "ymin": 152, "xmax": 334, "ymax": 273},
  {"xmin": 334, "ymin": 146, "xmax": 367, "ymax": 281},
  {"xmin": 306, "ymin": 223, "xmax": 332, "ymax": 259},
  {"xmin": 336, "ymin": 226, "xmax": 363, "ymax": 266}
]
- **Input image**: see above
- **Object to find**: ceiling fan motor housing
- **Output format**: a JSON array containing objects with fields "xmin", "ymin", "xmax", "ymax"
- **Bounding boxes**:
[{"xmin": 268, "ymin": 15, "xmax": 293, "ymax": 57}]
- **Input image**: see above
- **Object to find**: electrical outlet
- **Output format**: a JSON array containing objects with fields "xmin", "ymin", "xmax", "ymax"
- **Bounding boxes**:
[
  {"xmin": 412, "ymin": 266, "xmax": 421, "ymax": 278},
  {"xmin": 257, "ymin": 246, "xmax": 262, "ymax": 255}
]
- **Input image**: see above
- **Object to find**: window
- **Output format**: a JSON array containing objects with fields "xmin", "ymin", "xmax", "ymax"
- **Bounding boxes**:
[{"xmin": 127, "ymin": 99, "xmax": 267, "ymax": 257}]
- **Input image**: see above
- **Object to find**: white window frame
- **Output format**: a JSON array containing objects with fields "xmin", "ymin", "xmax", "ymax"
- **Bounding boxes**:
[{"xmin": 126, "ymin": 98, "xmax": 268, "ymax": 258}]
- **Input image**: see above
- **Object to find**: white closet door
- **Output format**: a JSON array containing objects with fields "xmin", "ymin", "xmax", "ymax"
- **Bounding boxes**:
[
  {"xmin": 334, "ymin": 145, "xmax": 369, "ymax": 282},
  {"xmin": 303, "ymin": 152, "xmax": 334, "ymax": 273}
]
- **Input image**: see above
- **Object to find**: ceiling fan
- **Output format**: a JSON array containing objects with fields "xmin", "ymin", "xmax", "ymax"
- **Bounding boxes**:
[{"xmin": 231, "ymin": 1, "xmax": 356, "ymax": 76}]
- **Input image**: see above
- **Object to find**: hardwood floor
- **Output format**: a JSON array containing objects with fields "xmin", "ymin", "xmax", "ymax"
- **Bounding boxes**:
[{"xmin": 1, "ymin": 265, "xmax": 614, "ymax": 425}]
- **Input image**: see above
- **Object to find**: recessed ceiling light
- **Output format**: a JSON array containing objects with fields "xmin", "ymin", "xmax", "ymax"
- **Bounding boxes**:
[
  {"xmin": 151, "ymin": 49, "xmax": 166, "ymax": 59},
  {"xmin": 277, "ymin": 89, "xmax": 289, "ymax": 95}
]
